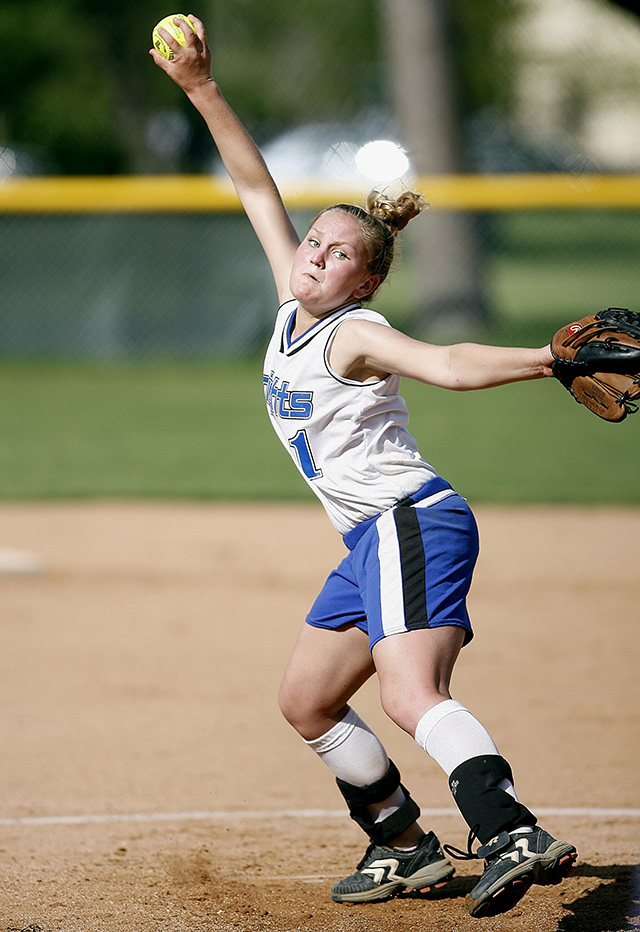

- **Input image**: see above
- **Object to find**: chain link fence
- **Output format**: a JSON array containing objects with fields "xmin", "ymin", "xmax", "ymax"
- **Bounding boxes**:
[
  {"xmin": 1, "ymin": 210, "xmax": 276, "ymax": 356},
  {"xmin": 1, "ymin": 0, "xmax": 640, "ymax": 357},
  {"xmin": 2, "ymin": 193, "xmax": 639, "ymax": 357}
]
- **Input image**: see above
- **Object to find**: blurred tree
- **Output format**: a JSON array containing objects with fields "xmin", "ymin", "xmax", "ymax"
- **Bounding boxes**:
[
  {"xmin": 208, "ymin": 0, "xmax": 520, "ymax": 154},
  {"xmin": 379, "ymin": 0, "xmax": 520, "ymax": 334},
  {"xmin": 0, "ymin": 0, "xmax": 188, "ymax": 173},
  {"xmin": 0, "ymin": 0, "xmax": 518, "ymax": 175},
  {"xmin": 447, "ymin": 0, "xmax": 522, "ymax": 124},
  {"xmin": 0, "ymin": 0, "xmax": 123, "ymax": 172},
  {"xmin": 208, "ymin": 0, "xmax": 381, "ymax": 139}
]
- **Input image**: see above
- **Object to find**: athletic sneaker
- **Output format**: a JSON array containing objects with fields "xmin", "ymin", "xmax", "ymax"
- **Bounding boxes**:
[
  {"xmin": 461, "ymin": 827, "xmax": 577, "ymax": 918},
  {"xmin": 330, "ymin": 831, "xmax": 454, "ymax": 903}
]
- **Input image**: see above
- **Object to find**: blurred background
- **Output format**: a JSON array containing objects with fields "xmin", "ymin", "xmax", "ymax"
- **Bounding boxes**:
[{"xmin": 0, "ymin": 0, "xmax": 638, "ymax": 502}]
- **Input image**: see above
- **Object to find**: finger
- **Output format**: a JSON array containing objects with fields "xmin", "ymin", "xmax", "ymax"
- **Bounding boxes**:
[
  {"xmin": 157, "ymin": 24, "xmax": 182, "ymax": 56},
  {"xmin": 176, "ymin": 16, "xmax": 202, "ymax": 54},
  {"xmin": 187, "ymin": 13, "xmax": 205, "ymax": 36},
  {"xmin": 185, "ymin": 13, "xmax": 207, "ymax": 52},
  {"xmin": 149, "ymin": 47, "xmax": 173, "ymax": 71},
  {"xmin": 166, "ymin": 16, "xmax": 204, "ymax": 57},
  {"xmin": 173, "ymin": 15, "xmax": 194, "ymax": 38}
]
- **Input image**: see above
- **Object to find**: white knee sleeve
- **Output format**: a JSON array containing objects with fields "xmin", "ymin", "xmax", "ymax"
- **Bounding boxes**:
[
  {"xmin": 304, "ymin": 706, "xmax": 390, "ymax": 787},
  {"xmin": 414, "ymin": 699, "xmax": 501, "ymax": 777}
]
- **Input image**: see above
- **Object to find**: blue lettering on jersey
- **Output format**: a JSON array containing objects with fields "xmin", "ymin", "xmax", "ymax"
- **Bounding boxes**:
[{"xmin": 263, "ymin": 371, "xmax": 313, "ymax": 419}]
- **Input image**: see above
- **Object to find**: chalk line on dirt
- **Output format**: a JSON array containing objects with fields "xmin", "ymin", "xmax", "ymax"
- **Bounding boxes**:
[{"xmin": 2, "ymin": 807, "xmax": 640, "ymax": 827}]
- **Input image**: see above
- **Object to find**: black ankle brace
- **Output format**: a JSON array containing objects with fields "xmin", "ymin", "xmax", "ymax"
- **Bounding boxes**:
[
  {"xmin": 448, "ymin": 754, "xmax": 537, "ymax": 845},
  {"xmin": 336, "ymin": 760, "xmax": 421, "ymax": 846}
]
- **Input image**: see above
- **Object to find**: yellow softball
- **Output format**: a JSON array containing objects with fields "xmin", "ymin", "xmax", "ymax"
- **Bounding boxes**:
[{"xmin": 152, "ymin": 14, "xmax": 197, "ymax": 60}]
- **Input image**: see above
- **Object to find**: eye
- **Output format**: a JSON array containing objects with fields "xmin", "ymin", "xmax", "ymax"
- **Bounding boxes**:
[
  {"xmin": 334, "ymin": 249, "xmax": 349, "ymax": 260},
  {"xmin": 307, "ymin": 237, "xmax": 319, "ymax": 247}
]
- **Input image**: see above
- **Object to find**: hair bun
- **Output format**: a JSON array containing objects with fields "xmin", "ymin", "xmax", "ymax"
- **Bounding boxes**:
[{"xmin": 366, "ymin": 190, "xmax": 427, "ymax": 235}]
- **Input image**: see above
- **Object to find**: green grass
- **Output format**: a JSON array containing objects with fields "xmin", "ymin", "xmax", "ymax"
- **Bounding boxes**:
[
  {"xmin": 0, "ymin": 359, "xmax": 283, "ymax": 500},
  {"xmin": 403, "ymin": 377, "xmax": 639, "ymax": 503},
  {"xmin": 1, "ymin": 359, "xmax": 637, "ymax": 504},
  {"xmin": 488, "ymin": 212, "xmax": 640, "ymax": 328}
]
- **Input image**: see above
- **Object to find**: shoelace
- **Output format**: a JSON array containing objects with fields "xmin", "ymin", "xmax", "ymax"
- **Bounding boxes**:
[
  {"xmin": 356, "ymin": 842, "xmax": 376, "ymax": 870},
  {"xmin": 443, "ymin": 825, "xmax": 481, "ymax": 862}
]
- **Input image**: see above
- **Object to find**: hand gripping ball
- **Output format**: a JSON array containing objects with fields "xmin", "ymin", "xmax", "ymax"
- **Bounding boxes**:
[{"xmin": 152, "ymin": 14, "xmax": 197, "ymax": 60}]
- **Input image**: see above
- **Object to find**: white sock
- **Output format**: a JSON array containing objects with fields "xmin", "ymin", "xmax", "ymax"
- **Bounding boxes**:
[
  {"xmin": 305, "ymin": 710, "xmax": 409, "ymax": 829},
  {"xmin": 414, "ymin": 699, "xmax": 519, "ymax": 799},
  {"xmin": 367, "ymin": 785, "xmax": 407, "ymax": 824},
  {"xmin": 304, "ymin": 706, "xmax": 391, "ymax": 788}
]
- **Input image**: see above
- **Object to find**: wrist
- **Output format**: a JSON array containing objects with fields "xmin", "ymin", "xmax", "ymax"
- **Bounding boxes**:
[
  {"xmin": 184, "ymin": 74, "xmax": 218, "ymax": 101},
  {"xmin": 538, "ymin": 344, "xmax": 554, "ymax": 377}
]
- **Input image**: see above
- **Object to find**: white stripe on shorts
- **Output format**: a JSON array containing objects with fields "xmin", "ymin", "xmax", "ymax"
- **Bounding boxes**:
[
  {"xmin": 377, "ymin": 508, "xmax": 407, "ymax": 638},
  {"xmin": 413, "ymin": 488, "xmax": 457, "ymax": 510}
]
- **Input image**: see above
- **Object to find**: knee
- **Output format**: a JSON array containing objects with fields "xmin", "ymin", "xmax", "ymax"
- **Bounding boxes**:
[
  {"xmin": 277, "ymin": 677, "xmax": 320, "ymax": 736},
  {"xmin": 379, "ymin": 683, "xmax": 449, "ymax": 737},
  {"xmin": 277, "ymin": 677, "xmax": 304, "ymax": 730},
  {"xmin": 378, "ymin": 689, "xmax": 412, "ymax": 734},
  {"xmin": 278, "ymin": 677, "xmax": 347, "ymax": 740}
]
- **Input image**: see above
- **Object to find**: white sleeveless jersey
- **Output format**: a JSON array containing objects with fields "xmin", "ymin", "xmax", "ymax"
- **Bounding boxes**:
[{"xmin": 263, "ymin": 299, "xmax": 437, "ymax": 535}]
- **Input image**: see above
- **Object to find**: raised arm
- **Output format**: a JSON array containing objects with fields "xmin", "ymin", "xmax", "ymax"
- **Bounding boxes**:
[
  {"xmin": 329, "ymin": 319, "xmax": 554, "ymax": 389},
  {"xmin": 150, "ymin": 14, "xmax": 299, "ymax": 301}
]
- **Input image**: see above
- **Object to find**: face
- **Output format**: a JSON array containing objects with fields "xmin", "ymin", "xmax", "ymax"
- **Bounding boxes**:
[{"xmin": 288, "ymin": 210, "xmax": 379, "ymax": 316}]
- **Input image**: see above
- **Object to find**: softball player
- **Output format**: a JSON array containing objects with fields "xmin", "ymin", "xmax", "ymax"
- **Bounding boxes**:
[{"xmin": 152, "ymin": 16, "xmax": 577, "ymax": 919}]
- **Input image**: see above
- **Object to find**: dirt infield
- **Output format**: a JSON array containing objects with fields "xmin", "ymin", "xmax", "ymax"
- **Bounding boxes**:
[{"xmin": 1, "ymin": 501, "xmax": 639, "ymax": 932}]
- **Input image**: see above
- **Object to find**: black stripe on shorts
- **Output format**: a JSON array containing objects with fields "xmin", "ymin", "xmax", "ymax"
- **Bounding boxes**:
[{"xmin": 393, "ymin": 504, "xmax": 429, "ymax": 630}]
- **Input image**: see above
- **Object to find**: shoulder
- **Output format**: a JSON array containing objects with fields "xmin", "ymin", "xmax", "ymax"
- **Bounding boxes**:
[
  {"xmin": 341, "ymin": 307, "xmax": 392, "ymax": 328},
  {"xmin": 329, "ymin": 309, "xmax": 393, "ymax": 347},
  {"xmin": 331, "ymin": 314, "xmax": 395, "ymax": 350},
  {"xmin": 328, "ymin": 314, "xmax": 402, "ymax": 382}
]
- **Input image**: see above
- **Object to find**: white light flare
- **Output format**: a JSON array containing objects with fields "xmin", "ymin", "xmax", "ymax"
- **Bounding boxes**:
[{"xmin": 355, "ymin": 140, "xmax": 411, "ymax": 183}]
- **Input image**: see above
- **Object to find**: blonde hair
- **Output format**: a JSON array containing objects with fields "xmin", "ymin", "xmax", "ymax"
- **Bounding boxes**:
[{"xmin": 312, "ymin": 189, "xmax": 426, "ymax": 298}]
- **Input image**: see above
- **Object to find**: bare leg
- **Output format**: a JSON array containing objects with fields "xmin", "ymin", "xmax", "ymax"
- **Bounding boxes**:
[
  {"xmin": 372, "ymin": 626, "xmax": 466, "ymax": 736},
  {"xmin": 280, "ymin": 624, "xmax": 460, "ymax": 902},
  {"xmin": 279, "ymin": 622, "xmax": 425, "ymax": 843},
  {"xmin": 278, "ymin": 622, "xmax": 375, "ymax": 740}
]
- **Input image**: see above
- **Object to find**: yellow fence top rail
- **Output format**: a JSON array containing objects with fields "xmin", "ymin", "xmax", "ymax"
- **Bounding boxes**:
[{"xmin": 1, "ymin": 173, "xmax": 640, "ymax": 213}]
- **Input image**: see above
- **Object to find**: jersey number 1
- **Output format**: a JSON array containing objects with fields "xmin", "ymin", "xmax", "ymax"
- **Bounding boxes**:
[{"xmin": 289, "ymin": 430, "xmax": 322, "ymax": 480}]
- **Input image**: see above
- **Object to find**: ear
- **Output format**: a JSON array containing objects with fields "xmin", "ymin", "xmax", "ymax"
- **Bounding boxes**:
[{"xmin": 353, "ymin": 274, "xmax": 381, "ymax": 300}]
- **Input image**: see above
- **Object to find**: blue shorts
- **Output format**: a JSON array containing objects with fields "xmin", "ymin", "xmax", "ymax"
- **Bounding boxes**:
[{"xmin": 306, "ymin": 477, "xmax": 479, "ymax": 651}]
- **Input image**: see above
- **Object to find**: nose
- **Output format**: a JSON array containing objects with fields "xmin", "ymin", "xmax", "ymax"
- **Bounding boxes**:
[{"xmin": 310, "ymin": 250, "xmax": 325, "ymax": 268}]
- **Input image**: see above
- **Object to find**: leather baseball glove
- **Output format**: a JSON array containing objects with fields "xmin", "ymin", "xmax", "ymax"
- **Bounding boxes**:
[{"xmin": 551, "ymin": 307, "xmax": 640, "ymax": 421}]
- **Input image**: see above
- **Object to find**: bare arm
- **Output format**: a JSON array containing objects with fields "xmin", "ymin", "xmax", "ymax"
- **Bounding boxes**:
[
  {"xmin": 150, "ymin": 15, "xmax": 298, "ymax": 300},
  {"xmin": 329, "ymin": 319, "xmax": 554, "ymax": 389}
]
